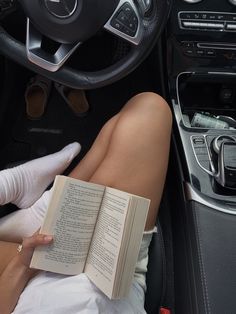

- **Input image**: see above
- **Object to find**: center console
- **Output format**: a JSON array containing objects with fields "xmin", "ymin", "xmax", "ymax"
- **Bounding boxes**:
[
  {"xmin": 166, "ymin": 0, "xmax": 236, "ymax": 313},
  {"xmin": 168, "ymin": 0, "xmax": 236, "ymax": 202},
  {"xmin": 175, "ymin": 71, "xmax": 236, "ymax": 200}
]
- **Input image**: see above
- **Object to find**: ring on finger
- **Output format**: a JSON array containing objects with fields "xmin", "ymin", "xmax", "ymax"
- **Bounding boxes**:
[{"xmin": 17, "ymin": 244, "xmax": 23, "ymax": 253}]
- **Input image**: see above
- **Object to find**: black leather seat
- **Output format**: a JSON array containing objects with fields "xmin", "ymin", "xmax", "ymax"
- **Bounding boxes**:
[{"xmin": 145, "ymin": 221, "xmax": 166, "ymax": 314}]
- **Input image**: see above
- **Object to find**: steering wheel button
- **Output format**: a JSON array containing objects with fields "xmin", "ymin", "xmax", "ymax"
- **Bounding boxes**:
[
  {"xmin": 111, "ymin": 19, "xmax": 124, "ymax": 31},
  {"xmin": 128, "ymin": 22, "xmax": 137, "ymax": 32},
  {"xmin": 122, "ymin": 3, "xmax": 133, "ymax": 17},
  {"xmin": 130, "ymin": 14, "xmax": 138, "ymax": 24},
  {"xmin": 117, "ymin": 11, "xmax": 129, "ymax": 24}
]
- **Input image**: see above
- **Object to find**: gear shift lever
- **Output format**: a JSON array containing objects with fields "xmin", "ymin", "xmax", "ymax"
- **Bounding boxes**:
[{"xmin": 215, "ymin": 141, "xmax": 236, "ymax": 189}]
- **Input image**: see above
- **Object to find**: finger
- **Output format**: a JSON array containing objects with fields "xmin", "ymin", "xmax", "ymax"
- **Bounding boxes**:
[
  {"xmin": 22, "ymin": 234, "xmax": 53, "ymax": 250},
  {"xmin": 32, "ymin": 228, "xmax": 41, "ymax": 236}
]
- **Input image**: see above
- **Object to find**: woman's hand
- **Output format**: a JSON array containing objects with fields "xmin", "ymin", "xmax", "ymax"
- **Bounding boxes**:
[
  {"xmin": 0, "ymin": 232, "xmax": 53, "ymax": 314},
  {"xmin": 17, "ymin": 231, "xmax": 53, "ymax": 270}
]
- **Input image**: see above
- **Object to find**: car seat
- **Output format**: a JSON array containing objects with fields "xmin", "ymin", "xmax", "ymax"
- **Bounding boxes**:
[{"xmin": 145, "ymin": 221, "xmax": 166, "ymax": 314}]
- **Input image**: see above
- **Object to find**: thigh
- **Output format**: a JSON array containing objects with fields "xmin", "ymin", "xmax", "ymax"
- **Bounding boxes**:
[
  {"xmin": 69, "ymin": 114, "xmax": 120, "ymax": 181},
  {"xmin": 0, "ymin": 241, "xmax": 18, "ymax": 275},
  {"xmin": 90, "ymin": 92, "xmax": 172, "ymax": 229}
]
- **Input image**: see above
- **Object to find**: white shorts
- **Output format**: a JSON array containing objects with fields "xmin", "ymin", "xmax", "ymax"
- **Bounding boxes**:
[{"xmin": 12, "ymin": 228, "xmax": 156, "ymax": 314}]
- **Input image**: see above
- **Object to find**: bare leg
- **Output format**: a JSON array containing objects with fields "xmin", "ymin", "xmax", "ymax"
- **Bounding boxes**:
[
  {"xmin": 0, "ymin": 92, "xmax": 172, "ymax": 241},
  {"xmin": 0, "ymin": 92, "xmax": 171, "ymax": 314},
  {"xmin": 69, "ymin": 114, "xmax": 120, "ymax": 181},
  {"xmin": 0, "ymin": 241, "xmax": 17, "ymax": 275},
  {"xmin": 70, "ymin": 92, "xmax": 172, "ymax": 230}
]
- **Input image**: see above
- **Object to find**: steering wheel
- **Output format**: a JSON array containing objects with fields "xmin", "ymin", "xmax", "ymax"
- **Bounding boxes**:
[{"xmin": 0, "ymin": 0, "xmax": 172, "ymax": 89}]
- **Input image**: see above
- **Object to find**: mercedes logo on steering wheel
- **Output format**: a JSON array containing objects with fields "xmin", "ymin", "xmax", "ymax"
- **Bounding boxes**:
[{"xmin": 45, "ymin": 0, "xmax": 77, "ymax": 18}]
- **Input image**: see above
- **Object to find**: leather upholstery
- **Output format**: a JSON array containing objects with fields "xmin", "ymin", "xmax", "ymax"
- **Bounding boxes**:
[
  {"xmin": 145, "ymin": 221, "xmax": 165, "ymax": 314},
  {"xmin": 188, "ymin": 201, "xmax": 236, "ymax": 314}
]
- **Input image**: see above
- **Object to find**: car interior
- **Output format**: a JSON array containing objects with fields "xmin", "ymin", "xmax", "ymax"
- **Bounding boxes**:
[{"xmin": 0, "ymin": 0, "xmax": 236, "ymax": 313}]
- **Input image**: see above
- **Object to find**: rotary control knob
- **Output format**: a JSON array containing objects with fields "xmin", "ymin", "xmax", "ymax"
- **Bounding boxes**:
[
  {"xmin": 182, "ymin": 0, "xmax": 203, "ymax": 3},
  {"xmin": 212, "ymin": 135, "xmax": 236, "ymax": 154},
  {"xmin": 229, "ymin": 0, "xmax": 236, "ymax": 5}
]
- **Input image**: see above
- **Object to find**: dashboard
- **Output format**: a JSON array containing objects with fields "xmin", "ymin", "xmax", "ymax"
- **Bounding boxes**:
[
  {"xmin": 168, "ymin": 0, "xmax": 236, "ymax": 76},
  {"xmin": 167, "ymin": 0, "xmax": 236, "ymax": 201}
]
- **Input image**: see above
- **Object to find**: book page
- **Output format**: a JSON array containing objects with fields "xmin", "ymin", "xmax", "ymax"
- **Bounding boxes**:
[
  {"xmin": 30, "ymin": 176, "xmax": 105, "ymax": 275},
  {"xmin": 85, "ymin": 187, "xmax": 130, "ymax": 298}
]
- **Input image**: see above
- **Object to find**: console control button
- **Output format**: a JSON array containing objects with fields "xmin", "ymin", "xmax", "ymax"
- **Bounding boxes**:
[
  {"xmin": 192, "ymin": 136, "xmax": 209, "ymax": 159},
  {"xmin": 179, "ymin": 11, "xmax": 236, "ymax": 32},
  {"xmin": 206, "ymin": 23, "xmax": 224, "ymax": 29},
  {"xmin": 215, "ymin": 14, "xmax": 225, "ymax": 20},
  {"xmin": 181, "ymin": 42, "xmax": 217, "ymax": 58},
  {"xmin": 227, "ymin": 15, "xmax": 236, "ymax": 22},
  {"xmin": 181, "ymin": 42, "xmax": 195, "ymax": 48},
  {"xmin": 226, "ymin": 24, "xmax": 236, "ymax": 30},
  {"xmin": 182, "ymin": 21, "xmax": 224, "ymax": 30},
  {"xmin": 191, "ymin": 136, "xmax": 211, "ymax": 171},
  {"xmin": 184, "ymin": 48, "xmax": 195, "ymax": 56},
  {"xmin": 205, "ymin": 49, "xmax": 216, "ymax": 57},
  {"xmin": 192, "ymin": 137, "xmax": 205, "ymax": 145},
  {"xmin": 212, "ymin": 135, "xmax": 236, "ymax": 154},
  {"xmin": 179, "ymin": 12, "xmax": 196, "ymax": 19},
  {"xmin": 196, "ymin": 49, "xmax": 205, "ymax": 56}
]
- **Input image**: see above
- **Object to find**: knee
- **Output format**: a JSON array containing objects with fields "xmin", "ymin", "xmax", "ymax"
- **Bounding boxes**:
[{"xmin": 128, "ymin": 92, "xmax": 172, "ymax": 128}]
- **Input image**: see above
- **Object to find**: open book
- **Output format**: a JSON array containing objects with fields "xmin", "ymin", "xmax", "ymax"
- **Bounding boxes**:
[{"xmin": 30, "ymin": 175, "xmax": 150, "ymax": 299}]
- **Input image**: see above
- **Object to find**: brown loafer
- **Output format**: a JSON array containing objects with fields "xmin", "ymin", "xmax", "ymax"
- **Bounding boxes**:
[
  {"xmin": 55, "ymin": 83, "xmax": 89, "ymax": 117},
  {"xmin": 25, "ymin": 75, "xmax": 52, "ymax": 120}
]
